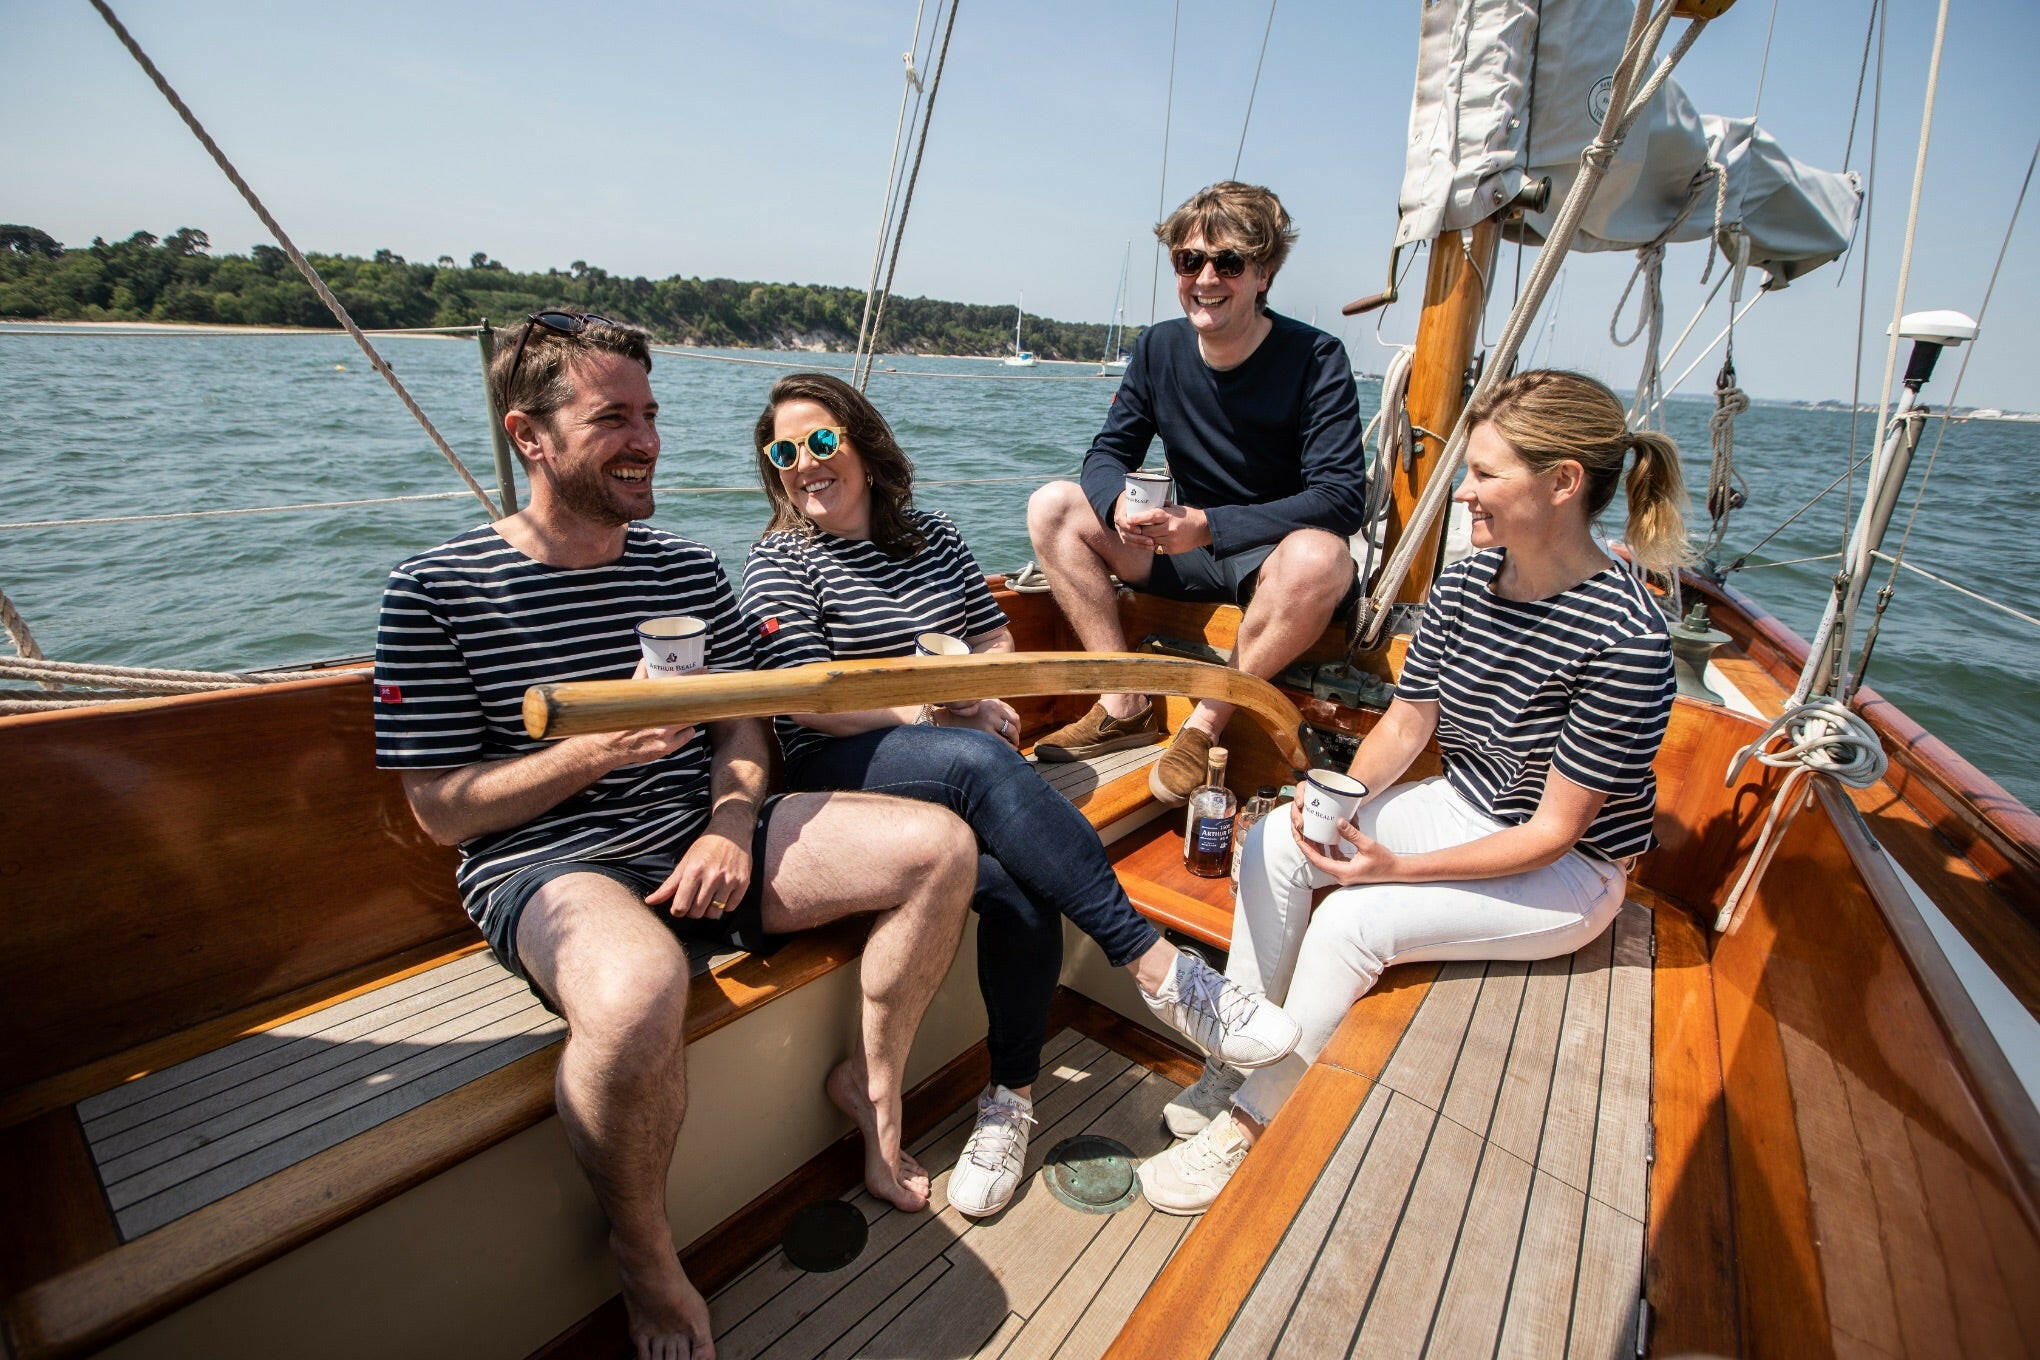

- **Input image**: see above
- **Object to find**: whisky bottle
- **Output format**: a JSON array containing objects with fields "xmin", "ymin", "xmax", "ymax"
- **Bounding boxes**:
[{"xmin": 1183, "ymin": 746, "xmax": 1236, "ymax": 879}]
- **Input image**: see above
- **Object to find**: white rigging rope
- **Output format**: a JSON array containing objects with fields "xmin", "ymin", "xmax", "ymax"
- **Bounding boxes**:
[
  {"xmin": 84, "ymin": 0, "xmax": 500, "ymax": 520},
  {"xmin": 1233, "ymin": 0, "xmax": 1278, "ymax": 178},
  {"xmin": 1148, "ymin": 0, "xmax": 1182, "ymax": 328},
  {"xmin": 0, "ymin": 471, "xmax": 1077, "ymax": 534},
  {"xmin": 851, "ymin": 0, "xmax": 932, "ymax": 379},
  {"xmin": 853, "ymin": 0, "xmax": 962, "ymax": 389}
]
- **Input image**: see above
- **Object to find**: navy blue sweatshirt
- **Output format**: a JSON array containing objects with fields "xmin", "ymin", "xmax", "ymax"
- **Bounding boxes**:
[{"xmin": 1079, "ymin": 312, "xmax": 1367, "ymax": 556}]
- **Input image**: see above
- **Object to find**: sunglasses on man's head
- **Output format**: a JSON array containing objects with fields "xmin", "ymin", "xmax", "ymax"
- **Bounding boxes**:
[
  {"xmin": 504, "ymin": 310, "xmax": 620, "ymax": 402},
  {"xmin": 1171, "ymin": 248, "xmax": 1250, "ymax": 279},
  {"xmin": 763, "ymin": 426, "xmax": 845, "ymax": 469}
]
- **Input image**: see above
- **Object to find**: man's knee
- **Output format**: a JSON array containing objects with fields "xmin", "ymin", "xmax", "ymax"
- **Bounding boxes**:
[
  {"xmin": 1256, "ymin": 530, "xmax": 1356, "ymax": 609},
  {"xmin": 1026, "ymin": 479, "xmax": 1092, "ymax": 548},
  {"xmin": 898, "ymin": 803, "xmax": 978, "ymax": 891},
  {"xmin": 563, "ymin": 953, "xmax": 691, "ymax": 1054}
]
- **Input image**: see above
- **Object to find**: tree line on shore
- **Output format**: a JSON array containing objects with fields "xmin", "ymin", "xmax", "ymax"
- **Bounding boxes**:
[{"xmin": 0, "ymin": 226, "xmax": 1139, "ymax": 361}]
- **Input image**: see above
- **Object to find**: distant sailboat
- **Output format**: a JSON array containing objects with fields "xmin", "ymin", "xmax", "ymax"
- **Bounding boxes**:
[
  {"xmin": 1099, "ymin": 242, "xmax": 1131, "ymax": 377},
  {"xmin": 1004, "ymin": 291, "xmax": 1038, "ymax": 366}
]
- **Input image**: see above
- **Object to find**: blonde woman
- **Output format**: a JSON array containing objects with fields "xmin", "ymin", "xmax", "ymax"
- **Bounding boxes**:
[{"xmin": 1140, "ymin": 369, "xmax": 1688, "ymax": 1213}]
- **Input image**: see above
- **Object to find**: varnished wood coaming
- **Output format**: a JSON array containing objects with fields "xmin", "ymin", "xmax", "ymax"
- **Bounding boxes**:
[{"xmin": 0, "ymin": 671, "xmax": 465, "ymax": 1121}]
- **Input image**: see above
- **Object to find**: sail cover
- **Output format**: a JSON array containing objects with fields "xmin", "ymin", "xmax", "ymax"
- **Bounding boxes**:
[{"xmin": 1396, "ymin": 0, "xmax": 1860, "ymax": 286}]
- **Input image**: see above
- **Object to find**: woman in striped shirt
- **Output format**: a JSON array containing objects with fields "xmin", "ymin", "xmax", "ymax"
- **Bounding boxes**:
[
  {"xmin": 738, "ymin": 372, "xmax": 1299, "ymax": 1221},
  {"xmin": 1140, "ymin": 369, "xmax": 1686, "ymax": 1214}
]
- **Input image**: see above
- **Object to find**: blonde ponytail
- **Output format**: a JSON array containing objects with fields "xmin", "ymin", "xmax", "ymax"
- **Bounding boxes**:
[{"xmin": 1622, "ymin": 430, "xmax": 1691, "ymax": 578}]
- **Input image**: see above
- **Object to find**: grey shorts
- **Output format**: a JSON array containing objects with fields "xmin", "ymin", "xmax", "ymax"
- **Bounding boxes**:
[
  {"xmin": 470, "ymin": 794, "xmax": 787, "ymax": 1011},
  {"xmin": 1142, "ymin": 540, "xmax": 1361, "ymax": 610}
]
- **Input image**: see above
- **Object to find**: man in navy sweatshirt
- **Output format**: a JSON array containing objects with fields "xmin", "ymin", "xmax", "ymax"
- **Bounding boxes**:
[{"xmin": 1026, "ymin": 181, "xmax": 1367, "ymax": 803}]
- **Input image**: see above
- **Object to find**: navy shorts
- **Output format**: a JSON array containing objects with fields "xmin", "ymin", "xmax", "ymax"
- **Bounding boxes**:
[
  {"xmin": 1142, "ymin": 539, "xmax": 1360, "ymax": 610},
  {"xmin": 470, "ymin": 794, "xmax": 787, "ymax": 1010}
]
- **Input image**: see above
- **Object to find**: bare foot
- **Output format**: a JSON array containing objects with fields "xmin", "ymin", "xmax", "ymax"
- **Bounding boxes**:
[
  {"xmin": 612, "ymin": 1230, "xmax": 715, "ymax": 1360},
  {"xmin": 827, "ymin": 1059, "xmax": 929, "ymax": 1211}
]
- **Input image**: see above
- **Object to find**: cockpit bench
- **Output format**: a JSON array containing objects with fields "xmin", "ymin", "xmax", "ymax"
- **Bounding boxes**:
[{"xmin": 0, "ymin": 682, "xmax": 1179, "ymax": 1360}]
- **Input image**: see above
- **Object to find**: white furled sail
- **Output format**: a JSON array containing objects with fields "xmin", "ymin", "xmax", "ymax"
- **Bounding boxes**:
[{"xmin": 1396, "ymin": 0, "xmax": 1860, "ymax": 286}]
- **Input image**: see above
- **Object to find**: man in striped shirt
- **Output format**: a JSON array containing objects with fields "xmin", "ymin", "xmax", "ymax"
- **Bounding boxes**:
[{"xmin": 373, "ymin": 315, "xmax": 975, "ymax": 1360}]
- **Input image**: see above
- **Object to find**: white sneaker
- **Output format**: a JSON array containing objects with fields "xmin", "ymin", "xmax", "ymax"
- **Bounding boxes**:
[
  {"xmin": 1142, "ymin": 951, "xmax": 1300, "ymax": 1069},
  {"xmin": 1163, "ymin": 1057, "xmax": 1246, "ymax": 1138},
  {"xmin": 1139, "ymin": 1109, "xmax": 1251, "ymax": 1215},
  {"xmin": 947, "ymin": 1085, "xmax": 1035, "ymax": 1218}
]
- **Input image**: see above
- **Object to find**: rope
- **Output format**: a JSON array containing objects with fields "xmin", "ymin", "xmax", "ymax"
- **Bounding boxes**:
[
  {"xmin": 852, "ymin": 0, "xmax": 932, "ymax": 381},
  {"xmin": 0, "ymin": 655, "xmax": 331, "ymax": 700},
  {"xmin": 1874, "ymin": 553, "xmax": 2040, "ymax": 632},
  {"xmin": 1355, "ymin": 0, "xmax": 1700, "ymax": 647},
  {"xmin": 1749, "ymin": 0, "xmax": 1782, "ymax": 123},
  {"xmin": 1713, "ymin": 699, "xmax": 1887, "ymax": 932},
  {"xmin": 1, "ymin": 589, "xmax": 46, "ymax": 661},
  {"xmin": 1233, "ymin": 0, "xmax": 1278, "ymax": 178},
  {"xmin": 1700, "ymin": 236, "xmax": 1753, "ymax": 566},
  {"xmin": 1869, "ymin": 129, "xmax": 2038, "ymax": 627},
  {"xmin": 650, "ymin": 346, "xmax": 1110, "ymax": 381},
  {"xmin": 0, "ymin": 323, "xmax": 486, "ymax": 339},
  {"xmin": 855, "ymin": 0, "xmax": 962, "ymax": 390},
  {"xmin": 1149, "ymin": 0, "xmax": 1181, "ymax": 327},
  {"xmin": 1701, "ymin": 361, "xmax": 1752, "ymax": 565},
  {"xmin": 0, "ymin": 471, "xmax": 1077, "ymax": 534},
  {"xmin": 86, "ymin": 0, "xmax": 501, "ymax": 521}
]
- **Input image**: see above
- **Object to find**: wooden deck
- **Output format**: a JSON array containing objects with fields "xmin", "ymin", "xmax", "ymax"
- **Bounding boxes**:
[
  {"xmin": 706, "ymin": 1026, "xmax": 1191, "ymax": 1360},
  {"xmin": 706, "ymin": 904, "xmax": 1654, "ymax": 1360},
  {"xmin": 1112, "ymin": 902, "xmax": 1655, "ymax": 1360}
]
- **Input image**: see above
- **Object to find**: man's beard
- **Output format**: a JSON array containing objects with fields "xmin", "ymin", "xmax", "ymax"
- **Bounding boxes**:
[{"xmin": 549, "ymin": 459, "xmax": 647, "ymax": 526}]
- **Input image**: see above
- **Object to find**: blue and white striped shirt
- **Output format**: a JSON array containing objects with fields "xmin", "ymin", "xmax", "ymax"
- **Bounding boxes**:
[
  {"xmin": 739, "ymin": 510, "xmax": 1008, "ymax": 770},
  {"xmin": 1397, "ymin": 549, "xmax": 1674, "ymax": 860},
  {"xmin": 372, "ymin": 524, "xmax": 756, "ymax": 903}
]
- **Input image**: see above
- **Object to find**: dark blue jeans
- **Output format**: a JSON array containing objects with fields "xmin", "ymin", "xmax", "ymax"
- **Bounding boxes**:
[{"xmin": 786, "ymin": 723, "xmax": 1162, "ymax": 1089}]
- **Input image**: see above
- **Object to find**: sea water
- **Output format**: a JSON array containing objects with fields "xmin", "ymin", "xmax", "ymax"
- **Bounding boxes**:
[{"xmin": 3, "ymin": 328, "xmax": 2037, "ymax": 811}]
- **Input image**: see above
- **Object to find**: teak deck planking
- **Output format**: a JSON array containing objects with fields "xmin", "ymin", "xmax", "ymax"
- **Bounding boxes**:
[{"xmin": 1110, "ymin": 904, "xmax": 1655, "ymax": 1360}]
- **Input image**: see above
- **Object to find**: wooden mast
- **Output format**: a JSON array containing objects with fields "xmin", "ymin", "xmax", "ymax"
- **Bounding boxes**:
[{"xmin": 1384, "ymin": 217, "xmax": 1501, "ymax": 606}]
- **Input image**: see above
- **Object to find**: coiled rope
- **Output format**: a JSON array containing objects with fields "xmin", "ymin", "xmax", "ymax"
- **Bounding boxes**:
[
  {"xmin": 86, "ymin": 0, "xmax": 500, "ymax": 520},
  {"xmin": 1712, "ymin": 700, "xmax": 1888, "ymax": 931}
]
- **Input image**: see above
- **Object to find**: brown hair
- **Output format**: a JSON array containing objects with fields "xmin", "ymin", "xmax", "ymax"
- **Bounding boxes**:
[
  {"xmin": 1155, "ymin": 181, "xmax": 1298, "ymax": 310},
  {"xmin": 488, "ymin": 314, "xmax": 652, "ymax": 458},
  {"xmin": 1462, "ymin": 369, "xmax": 1691, "ymax": 577},
  {"xmin": 753, "ymin": 372, "xmax": 925, "ymax": 558}
]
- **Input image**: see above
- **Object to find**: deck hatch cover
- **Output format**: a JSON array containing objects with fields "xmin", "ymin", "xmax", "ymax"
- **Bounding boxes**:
[{"xmin": 1041, "ymin": 1133, "xmax": 1139, "ymax": 1213}]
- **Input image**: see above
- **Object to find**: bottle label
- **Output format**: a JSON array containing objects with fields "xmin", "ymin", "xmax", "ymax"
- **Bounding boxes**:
[{"xmin": 1194, "ymin": 815, "xmax": 1234, "ymax": 856}]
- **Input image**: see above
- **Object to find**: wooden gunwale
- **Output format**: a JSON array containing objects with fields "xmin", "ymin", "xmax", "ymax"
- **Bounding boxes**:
[
  {"xmin": 1811, "ymin": 777, "xmax": 2040, "ymax": 1223},
  {"xmin": 1685, "ymin": 570, "xmax": 2040, "ymax": 918}
]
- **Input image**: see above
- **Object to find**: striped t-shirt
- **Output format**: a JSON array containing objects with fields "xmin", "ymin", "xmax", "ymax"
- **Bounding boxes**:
[
  {"xmin": 1397, "ymin": 549, "xmax": 1674, "ymax": 861},
  {"xmin": 739, "ymin": 510, "xmax": 1008, "ymax": 770},
  {"xmin": 372, "ymin": 523, "xmax": 756, "ymax": 904}
]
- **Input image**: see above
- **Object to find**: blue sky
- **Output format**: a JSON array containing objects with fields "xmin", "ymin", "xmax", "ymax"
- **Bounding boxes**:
[{"xmin": 7, "ymin": 0, "xmax": 2037, "ymax": 408}]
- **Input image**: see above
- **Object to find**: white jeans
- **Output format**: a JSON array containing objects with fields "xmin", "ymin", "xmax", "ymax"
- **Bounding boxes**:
[{"xmin": 1229, "ymin": 777, "xmax": 1626, "ymax": 1126}]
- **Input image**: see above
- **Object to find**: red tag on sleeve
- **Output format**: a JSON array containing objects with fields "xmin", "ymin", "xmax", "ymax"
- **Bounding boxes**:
[
  {"xmin": 759, "ymin": 617, "xmax": 780, "ymax": 636},
  {"xmin": 376, "ymin": 683, "xmax": 403, "ymax": 704}
]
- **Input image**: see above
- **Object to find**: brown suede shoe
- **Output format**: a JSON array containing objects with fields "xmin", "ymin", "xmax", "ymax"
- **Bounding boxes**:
[
  {"xmin": 1149, "ymin": 725, "xmax": 1214, "ymax": 805},
  {"xmin": 1032, "ymin": 699, "xmax": 1160, "ymax": 762}
]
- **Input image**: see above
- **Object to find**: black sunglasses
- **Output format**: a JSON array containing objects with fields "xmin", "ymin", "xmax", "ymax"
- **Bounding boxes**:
[
  {"xmin": 503, "ymin": 310, "xmax": 620, "ymax": 404},
  {"xmin": 1170, "ymin": 248, "xmax": 1250, "ymax": 279}
]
